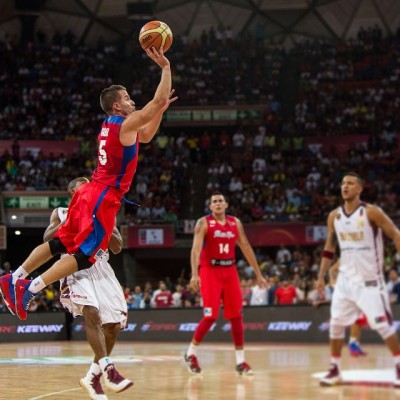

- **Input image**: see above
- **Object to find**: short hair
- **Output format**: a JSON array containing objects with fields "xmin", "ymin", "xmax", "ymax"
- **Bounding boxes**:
[
  {"xmin": 210, "ymin": 191, "xmax": 226, "ymax": 201},
  {"xmin": 67, "ymin": 177, "xmax": 89, "ymax": 192},
  {"xmin": 100, "ymin": 84, "xmax": 126, "ymax": 114},
  {"xmin": 343, "ymin": 171, "xmax": 364, "ymax": 187}
]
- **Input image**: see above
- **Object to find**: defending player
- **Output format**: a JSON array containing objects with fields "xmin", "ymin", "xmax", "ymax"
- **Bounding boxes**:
[
  {"xmin": 317, "ymin": 172, "xmax": 400, "ymax": 387},
  {"xmin": 44, "ymin": 177, "xmax": 131, "ymax": 398},
  {"xmin": 184, "ymin": 192, "xmax": 267, "ymax": 375},
  {"xmin": 0, "ymin": 46, "xmax": 177, "ymax": 324}
]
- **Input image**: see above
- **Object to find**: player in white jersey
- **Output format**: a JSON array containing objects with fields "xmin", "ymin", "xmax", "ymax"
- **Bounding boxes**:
[
  {"xmin": 317, "ymin": 172, "xmax": 400, "ymax": 387},
  {"xmin": 44, "ymin": 177, "xmax": 132, "ymax": 399}
]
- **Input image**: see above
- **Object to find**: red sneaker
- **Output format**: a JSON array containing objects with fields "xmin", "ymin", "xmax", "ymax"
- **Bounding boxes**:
[
  {"xmin": 236, "ymin": 362, "xmax": 253, "ymax": 376},
  {"xmin": 184, "ymin": 354, "xmax": 202, "ymax": 374}
]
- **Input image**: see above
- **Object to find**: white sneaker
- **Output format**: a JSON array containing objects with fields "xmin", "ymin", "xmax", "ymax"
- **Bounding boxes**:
[
  {"xmin": 320, "ymin": 364, "xmax": 342, "ymax": 386},
  {"xmin": 79, "ymin": 373, "xmax": 108, "ymax": 399},
  {"xmin": 103, "ymin": 363, "xmax": 133, "ymax": 393}
]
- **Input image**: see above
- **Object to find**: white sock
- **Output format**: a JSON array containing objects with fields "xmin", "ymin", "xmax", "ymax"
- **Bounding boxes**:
[
  {"xmin": 86, "ymin": 362, "xmax": 101, "ymax": 377},
  {"xmin": 12, "ymin": 267, "xmax": 28, "ymax": 284},
  {"xmin": 98, "ymin": 357, "xmax": 112, "ymax": 371},
  {"xmin": 28, "ymin": 276, "xmax": 46, "ymax": 293},
  {"xmin": 331, "ymin": 356, "xmax": 341, "ymax": 369},
  {"xmin": 235, "ymin": 349, "xmax": 245, "ymax": 365},
  {"xmin": 349, "ymin": 337, "xmax": 357, "ymax": 344},
  {"xmin": 187, "ymin": 343, "xmax": 198, "ymax": 357}
]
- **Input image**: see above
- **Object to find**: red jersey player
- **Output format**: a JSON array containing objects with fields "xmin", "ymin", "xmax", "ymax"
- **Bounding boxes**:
[
  {"xmin": 184, "ymin": 192, "xmax": 267, "ymax": 375},
  {"xmin": 0, "ymin": 46, "xmax": 177, "ymax": 324}
]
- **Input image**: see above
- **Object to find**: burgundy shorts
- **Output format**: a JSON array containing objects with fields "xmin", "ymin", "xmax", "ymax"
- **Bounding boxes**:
[
  {"xmin": 55, "ymin": 181, "xmax": 121, "ymax": 264},
  {"xmin": 199, "ymin": 265, "xmax": 242, "ymax": 319}
]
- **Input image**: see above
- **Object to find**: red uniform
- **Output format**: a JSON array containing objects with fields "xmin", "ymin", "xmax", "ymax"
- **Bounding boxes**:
[
  {"xmin": 275, "ymin": 285, "xmax": 297, "ymax": 305},
  {"xmin": 55, "ymin": 115, "xmax": 139, "ymax": 263},
  {"xmin": 199, "ymin": 214, "xmax": 242, "ymax": 319}
]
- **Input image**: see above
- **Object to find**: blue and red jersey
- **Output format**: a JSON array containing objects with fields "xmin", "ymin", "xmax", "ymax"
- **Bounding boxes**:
[{"xmin": 91, "ymin": 115, "xmax": 139, "ymax": 195}]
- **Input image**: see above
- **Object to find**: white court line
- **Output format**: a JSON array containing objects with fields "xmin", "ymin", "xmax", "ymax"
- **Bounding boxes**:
[{"xmin": 27, "ymin": 388, "xmax": 82, "ymax": 400}]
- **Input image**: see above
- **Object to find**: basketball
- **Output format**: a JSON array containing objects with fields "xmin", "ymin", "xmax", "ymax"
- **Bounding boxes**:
[{"xmin": 139, "ymin": 21, "xmax": 173, "ymax": 53}]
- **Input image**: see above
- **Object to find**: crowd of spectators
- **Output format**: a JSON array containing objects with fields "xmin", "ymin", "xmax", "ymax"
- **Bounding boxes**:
[
  {"xmin": 1, "ymin": 26, "xmax": 400, "ymax": 224},
  {"xmin": 3, "ymin": 238, "xmax": 400, "ymax": 313}
]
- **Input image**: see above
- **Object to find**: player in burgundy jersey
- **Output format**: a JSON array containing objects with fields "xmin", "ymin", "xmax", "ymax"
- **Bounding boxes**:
[
  {"xmin": 0, "ymin": 46, "xmax": 177, "ymax": 328},
  {"xmin": 184, "ymin": 192, "xmax": 267, "ymax": 375}
]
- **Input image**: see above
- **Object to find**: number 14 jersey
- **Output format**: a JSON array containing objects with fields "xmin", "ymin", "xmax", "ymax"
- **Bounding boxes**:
[{"xmin": 200, "ymin": 214, "xmax": 239, "ymax": 267}]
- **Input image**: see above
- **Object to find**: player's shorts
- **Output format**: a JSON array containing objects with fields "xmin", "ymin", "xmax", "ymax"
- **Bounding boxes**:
[
  {"xmin": 55, "ymin": 181, "xmax": 122, "ymax": 264},
  {"xmin": 59, "ymin": 259, "xmax": 127, "ymax": 328},
  {"xmin": 199, "ymin": 265, "xmax": 242, "ymax": 319},
  {"xmin": 330, "ymin": 274, "xmax": 392, "ymax": 330}
]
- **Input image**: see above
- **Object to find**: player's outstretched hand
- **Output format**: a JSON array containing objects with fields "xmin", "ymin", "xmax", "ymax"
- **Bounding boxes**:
[
  {"xmin": 161, "ymin": 89, "xmax": 178, "ymax": 112},
  {"xmin": 257, "ymin": 276, "xmax": 268, "ymax": 289},
  {"xmin": 145, "ymin": 46, "xmax": 170, "ymax": 69}
]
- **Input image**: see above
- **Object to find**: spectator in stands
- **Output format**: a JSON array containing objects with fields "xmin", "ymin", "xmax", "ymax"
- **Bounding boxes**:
[
  {"xmin": 274, "ymin": 277, "xmax": 298, "ymax": 305},
  {"xmin": 152, "ymin": 282, "xmax": 174, "ymax": 308}
]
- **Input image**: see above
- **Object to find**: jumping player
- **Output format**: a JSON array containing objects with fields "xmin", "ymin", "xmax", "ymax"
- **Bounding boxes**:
[
  {"xmin": 44, "ymin": 177, "xmax": 130, "ymax": 398},
  {"xmin": 184, "ymin": 192, "xmax": 267, "ymax": 375},
  {"xmin": 0, "ymin": 46, "xmax": 176, "ymax": 319},
  {"xmin": 317, "ymin": 172, "xmax": 400, "ymax": 387}
]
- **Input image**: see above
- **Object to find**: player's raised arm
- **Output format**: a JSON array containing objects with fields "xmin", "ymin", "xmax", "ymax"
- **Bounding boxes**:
[{"xmin": 120, "ymin": 48, "xmax": 176, "ymax": 145}]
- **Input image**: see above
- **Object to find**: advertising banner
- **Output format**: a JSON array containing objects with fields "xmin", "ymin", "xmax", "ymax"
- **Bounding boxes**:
[
  {"xmin": 0, "ymin": 312, "xmax": 68, "ymax": 343},
  {"xmin": 127, "ymin": 225, "xmax": 175, "ymax": 248}
]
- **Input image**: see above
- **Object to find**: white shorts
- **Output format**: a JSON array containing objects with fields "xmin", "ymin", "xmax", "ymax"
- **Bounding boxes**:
[
  {"xmin": 60, "ymin": 259, "xmax": 127, "ymax": 328},
  {"xmin": 331, "ymin": 274, "xmax": 392, "ymax": 329}
]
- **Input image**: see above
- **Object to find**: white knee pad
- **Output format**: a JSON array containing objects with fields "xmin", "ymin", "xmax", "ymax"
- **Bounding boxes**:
[
  {"xmin": 375, "ymin": 323, "xmax": 395, "ymax": 340},
  {"xmin": 329, "ymin": 324, "xmax": 346, "ymax": 339}
]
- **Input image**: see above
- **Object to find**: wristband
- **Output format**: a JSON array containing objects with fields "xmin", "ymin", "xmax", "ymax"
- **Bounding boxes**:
[{"xmin": 322, "ymin": 250, "xmax": 334, "ymax": 260}]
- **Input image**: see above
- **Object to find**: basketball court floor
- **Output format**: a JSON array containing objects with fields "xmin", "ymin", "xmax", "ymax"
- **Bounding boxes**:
[{"xmin": 1, "ymin": 341, "xmax": 399, "ymax": 399}]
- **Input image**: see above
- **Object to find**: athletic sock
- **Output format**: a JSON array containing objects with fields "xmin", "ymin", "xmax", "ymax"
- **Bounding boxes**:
[
  {"xmin": 86, "ymin": 362, "xmax": 101, "ymax": 377},
  {"xmin": 235, "ymin": 349, "xmax": 245, "ymax": 365},
  {"xmin": 11, "ymin": 267, "xmax": 28, "ymax": 284},
  {"xmin": 187, "ymin": 343, "xmax": 198, "ymax": 357},
  {"xmin": 99, "ymin": 357, "xmax": 112, "ymax": 371},
  {"xmin": 28, "ymin": 276, "xmax": 46, "ymax": 293}
]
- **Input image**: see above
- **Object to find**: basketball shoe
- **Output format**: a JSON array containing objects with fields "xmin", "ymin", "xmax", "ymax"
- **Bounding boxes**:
[
  {"xmin": 184, "ymin": 354, "xmax": 202, "ymax": 374},
  {"xmin": 348, "ymin": 342, "xmax": 367, "ymax": 356},
  {"xmin": 0, "ymin": 274, "xmax": 16, "ymax": 315},
  {"xmin": 236, "ymin": 362, "xmax": 253, "ymax": 376},
  {"xmin": 15, "ymin": 279, "xmax": 37, "ymax": 320},
  {"xmin": 80, "ymin": 373, "xmax": 108, "ymax": 400},
  {"xmin": 103, "ymin": 364, "xmax": 133, "ymax": 393},
  {"xmin": 319, "ymin": 364, "xmax": 342, "ymax": 386},
  {"xmin": 394, "ymin": 363, "xmax": 400, "ymax": 388}
]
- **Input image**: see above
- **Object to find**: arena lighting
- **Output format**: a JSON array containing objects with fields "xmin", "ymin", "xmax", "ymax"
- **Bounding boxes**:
[
  {"xmin": 14, "ymin": 230, "xmax": 21, "ymax": 236},
  {"xmin": 11, "ymin": 215, "xmax": 17, "ymax": 220}
]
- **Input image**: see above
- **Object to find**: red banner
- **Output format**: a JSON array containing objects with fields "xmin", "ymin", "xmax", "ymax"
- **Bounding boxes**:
[
  {"xmin": 126, "ymin": 225, "xmax": 175, "ymax": 248},
  {"xmin": 243, "ymin": 223, "xmax": 327, "ymax": 246}
]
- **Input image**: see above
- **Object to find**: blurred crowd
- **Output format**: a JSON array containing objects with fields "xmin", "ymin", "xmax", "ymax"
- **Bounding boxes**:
[{"xmin": 3, "ymin": 239, "xmax": 400, "ymax": 313}]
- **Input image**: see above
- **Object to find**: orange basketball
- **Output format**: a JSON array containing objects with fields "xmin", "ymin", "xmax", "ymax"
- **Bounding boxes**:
[{"xmin": 139, "ymin": 21, "xmax": 173, "ymax": 53}]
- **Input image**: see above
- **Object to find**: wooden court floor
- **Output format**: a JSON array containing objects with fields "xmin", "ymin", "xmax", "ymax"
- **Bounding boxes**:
[{"xmin": 1, "ymin": 341, "xmax": 400, "ymax": 400}]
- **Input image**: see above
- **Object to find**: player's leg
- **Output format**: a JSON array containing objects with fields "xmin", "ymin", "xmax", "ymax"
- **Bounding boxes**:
[
  {"xmin": 83, "ymin": 261, "xmax": 132, "ymax": 393},
  {"xmin": 358, "ymin": 285, "xmax": 400, "ymax": 387},
  {"xmin": 0, "ymin": 242, "xmax": 55, "ymax": 315},
  {"xmin": 320, "ymin": 280, "xmax": 359, "ymax": 386},
  {"xmin": 184, "ymin": 267, "xmax": 220, "ymax": 374},
  {"xmin": 348, "ymin": 317, "xmax": 367, "ymax": 356},
  {"xmin": 222, "ymin": 268, "xmax": 252, "ymax": 375}
]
